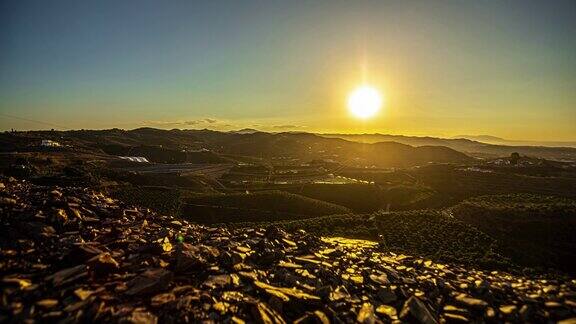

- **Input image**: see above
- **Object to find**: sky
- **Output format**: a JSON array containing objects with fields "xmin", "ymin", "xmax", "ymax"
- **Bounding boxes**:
[{"xmin": 1, "ymin": 0, "xmax": 575, "ymax": 141}]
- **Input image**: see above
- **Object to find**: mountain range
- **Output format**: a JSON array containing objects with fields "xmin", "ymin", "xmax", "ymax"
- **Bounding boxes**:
[{"xmin": 322, "ymin": 133, "xmax": 576, "ymax": 161}]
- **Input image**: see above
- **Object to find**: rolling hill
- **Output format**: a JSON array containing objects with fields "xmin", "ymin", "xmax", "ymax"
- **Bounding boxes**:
[
  {"xmin": 0, "ymin": 128, "xmax": 474, "ymax": 168},
  {"xmin": 323, "ymin": 133, "xmax": 576, "ymax": 161},
  {"xmin": 452, "ymin": 194, "xmax": 576, "ymax": 273}
]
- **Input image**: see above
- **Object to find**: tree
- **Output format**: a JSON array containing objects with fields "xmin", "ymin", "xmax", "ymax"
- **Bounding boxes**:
[{"xmin": 510, "ymin": 152, "xmax": 520, "ymax": 165}]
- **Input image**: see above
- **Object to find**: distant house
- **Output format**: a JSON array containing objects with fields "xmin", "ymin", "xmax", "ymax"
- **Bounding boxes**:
[
  {"xmin": 41, "ymin": 139, "xmax": 61, "ymax": 147},
  {"xmin": 119, "ymin": 156, "xmax": 150, "ymax": 163}
]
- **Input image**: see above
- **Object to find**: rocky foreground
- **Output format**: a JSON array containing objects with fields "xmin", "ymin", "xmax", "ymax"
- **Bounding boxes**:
[{"xmin": 1, "ymin": 178, "xmax": 575, "ymax": 323}]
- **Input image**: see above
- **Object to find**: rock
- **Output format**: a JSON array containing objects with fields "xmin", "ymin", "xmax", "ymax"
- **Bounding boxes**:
[
  {"xmin": 87, "ymin": 252, "xmax": 120, "ymax": 277},
  {"xmin": 315, "ymin": 285, "xmax": 332, "ymax": 301},
  {"xmin": 254, "ymin": 280, "xmax": 320, "ymax": 302},
  {"xmin": 54, "ymin": 209, "xmax": 68, "ymax": 225},
  {"xmin": 202, "ymin": 274, "xmax": 231, "ymax": 289},
  {"xmin": 376, "ymin": 305, "xmax": 398, "ymax": 320},
  {"xmin": 443, "ymin": 313, "xmax": 469, "ymax": 322},
  {"xmin": 543, "ymin": 285, "xmax": 559, "ymax": 293},
  {"xmin": 36, "ymin": 299, "xmax": 59, "ymax": 309},
  {"xmin": 50, "ymin": 190, "xmax": 63, "ymax": 199},
  {"xmin": 175, "ymin": 244, "xmax": 219, "ymax": 273},
  {"xmin": 46, "ymin": 265, "xmax": 88, "ymax": 287},
  {"xmin": 329, "ymin": 286, "xmax": 350, "ymax": 302},
  {"xmin": 265, "ymin": 226, "xmax": 287, "ymax": 240},
  {"xmin": 455, "ymin": 294, "xmax": 488, "ymax": 310},
  {"xmin": 376, "ymin": 287, "xmax": 397, "ymax": 303},
  {"xmin": 125, "ymin": 269, "xmax": 173, "ymax": 296},
  {"xmin": 517, "ymin": 304, "xmax": 532, "ymax": 320},
  {"xmin": 499, "ymin": 305, "xmax": 517, "ymax": 315},
  {"xmin": 443, "ymin": 305, "xmax": 468, "ymax": 316},
  {"xmin": 313, "ymin": 310, "xmax": 330, "ymax": 324},
  {"xmin": 126, "ymin": 308, "xmax": 158, "ymax": 324},
  {"xmin": 63, "ymin": 244, "xmax": 104, "ymax": 265},
  {"xmin": 357, "ymin": 302, "xmax": 377, "ymax": 324},
  {"xmin": 545, "ymin": 301, "xmax": 563, "ymax": 308},
  {"xmin": 369, "ymin": 273, "xmax": 390, "ymax": 285},
  {"xmin": 69, "ymin": 208, "xmax": 83, "ymax": 221},
  {"xmin": 1, "ymin": 178, "xmax": 575, "ymax": 323},
  {"xmin": 485, "ymin": 307, "xmax": 496, "ymax": 319},
  {"xmin": 2, "ymin": 277, "xmax": 33, "ymax": 289},
  {"xmin": 399, "ymin": 296, "xmax": 439, "ymax": 324},
  {"xmin": 150, "ymin": 292, "xmax": 176, "ymax": 307},
  {"xmin": 74, "ymin": 288, "xmax": 95, "ymax": 301},
  {"xmin": 252, "ymin": 301, "xmax": 287, "ymax": 324},
  {"xmin": 0, "ymin": 197, "xmax": 17, "ymax": 205}
]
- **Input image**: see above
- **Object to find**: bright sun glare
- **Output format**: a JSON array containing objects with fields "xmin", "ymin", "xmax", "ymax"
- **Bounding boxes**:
[{"xmin": 348, "ymin": 85, "xmax": 383, "ymax": 119}]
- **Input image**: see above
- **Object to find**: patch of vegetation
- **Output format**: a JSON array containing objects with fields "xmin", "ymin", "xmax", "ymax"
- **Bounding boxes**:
[
  {"xmin": 181, "ymin": 190, "xmax": 352, "ymax": 223},
  {"xmin": 452, "ymin": 194, "xmax": 576, "ymax": 274},
  {"xmin": 110, "ymin": 186, "xmax": 183, "ymax": 216},
  {"xmin": 340, "ymin": 165, "xmax": 576, "ymax": 209},
  {"xmin": 283, "ymin": 183, "xmax": 435, "ymax": 212},
  {"xmin": 98, "ymin": 167, "xmax": 218, "ymax": 190}
]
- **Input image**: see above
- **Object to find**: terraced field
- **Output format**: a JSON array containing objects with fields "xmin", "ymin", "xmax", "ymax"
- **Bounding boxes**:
[{"xmin": 181, "ymin": 190, "xmax": 352, "ymax": 223}]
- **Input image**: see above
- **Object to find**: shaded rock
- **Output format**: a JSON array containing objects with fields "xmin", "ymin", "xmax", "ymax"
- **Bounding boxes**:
[
  {"xmin": 0, "ymin": 197, "xmax": 17, "ymax": 205},
  {"xmin": 46, "ymin": 264, "xmax": 87, "ymax": 287},
  {"xmin": 62, "ymin": 244, "xmax": 105, "ymax": 265},
  {"xmin": 125, "ymin": 269, "xmax": 173, "ymax": 296},
  {"xmin": 399, "ymin": 296, "xmax": 438, "ymax": 324},
  {"xmin": 150, "ymin": 293, "xmax": 176, "ymax": 308},
  {"xmin": 126, "ymin": 308, "xmax": 158, "ymax": 324},
  {"xmin": 202, "ymin": 274, "xmax": 231, "ymax": 289},
  {"xmin": 376, "ymin": 287, "xmax": 397, "ymax": 304},
  {"xmin": 87, "ymin": 252, "xmax": 120, "ymax": 277},
  {"xmin": 175, "ymin": 244, "xmax": 219, "ymax": 273}
]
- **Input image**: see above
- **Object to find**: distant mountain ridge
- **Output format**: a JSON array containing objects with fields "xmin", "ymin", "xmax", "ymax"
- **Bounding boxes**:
[
  {"xmin": 229, "ymin": 128, "xmax": 260, "ymax": 134},
  {"xmin": 322, "ymin": 133, "xmax": 576, "ymax": 161},
  {"xmin": 0, "ymin": 128, "xmax": 472, "ymax": 168},
  {"xmin": 455, "ymin": 134, "xmax": 576, "ymax": 148}
]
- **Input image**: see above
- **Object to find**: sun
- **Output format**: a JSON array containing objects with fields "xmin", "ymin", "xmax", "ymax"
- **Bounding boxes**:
[{"xmin": 347, "ymin": 85, "xmax": 383, "ymax": 119}]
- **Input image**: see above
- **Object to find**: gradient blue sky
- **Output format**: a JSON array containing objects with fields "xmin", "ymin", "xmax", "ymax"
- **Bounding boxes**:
[{"xmin": 1, "ymin": 0, "xmax": 575, "ymax": 140}]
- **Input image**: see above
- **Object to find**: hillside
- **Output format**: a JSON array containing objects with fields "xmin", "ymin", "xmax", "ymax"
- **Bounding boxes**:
[
  {"xmin": 0, "ymin": 129, "xmax": 473, "ymax": 168},
  {"xmin": 180, "ymin": 191, "xmax": 353, "ymax": 223},
  {"xmin": 227, "ymin": 210, "xmax": 513, "ymax": 271},
  {"xmin": 1, "ymin": 178, "xmax": 575, "ymax": 323},
  {"xmin": 455, "ymin": 135, "xmax": 576, "ymax": 148},
  {"xmin": 323, "ymin": 133, "xmax": 576, "ymax": 161},
  {"xmin": 452, "ymin": 194, "xmax": 576, "ymax": 273},
  {"xmin": 283, "ymin": 183, "xmax": 435, "ymax": 212},
  {"xmin": 341, "ymin": 164, "xmax": 576, "ymax": 206}
]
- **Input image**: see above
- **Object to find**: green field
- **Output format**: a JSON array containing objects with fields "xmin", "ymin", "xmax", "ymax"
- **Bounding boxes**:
[
  {"xmin": 181, "ymin": 190, "xmax": 352, "ymax": 223},
  {"xmin": 452, "ymin": 194, "xmax": 576, "ymax": 273}
]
